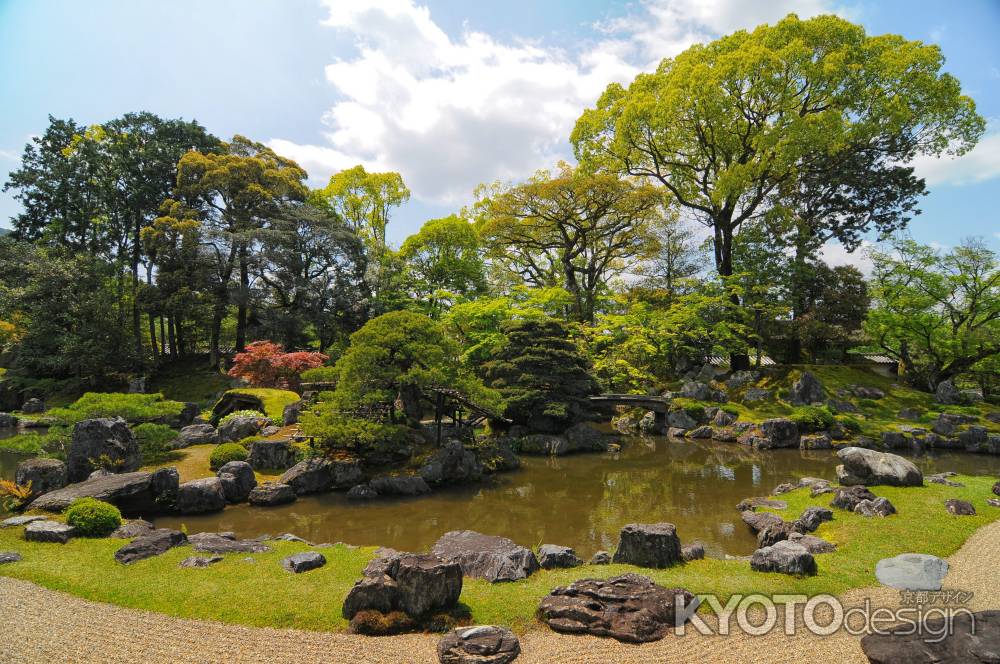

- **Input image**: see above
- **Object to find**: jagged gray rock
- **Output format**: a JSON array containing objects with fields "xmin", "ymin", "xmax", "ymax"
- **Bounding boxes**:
[{"xmin": 431, "ymin": 531, "xmax": 539, "ymax": 583}]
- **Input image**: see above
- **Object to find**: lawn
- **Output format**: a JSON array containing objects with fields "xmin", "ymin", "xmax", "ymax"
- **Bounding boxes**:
[{"xmin": 0, "ymin": 474, "xmax": 997, "ymax": 633}]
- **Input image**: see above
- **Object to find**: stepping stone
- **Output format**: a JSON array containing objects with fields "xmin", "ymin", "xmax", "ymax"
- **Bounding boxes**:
[
  {"xmin": 875, "ymin": 553, "xmax": 948, "ymax": 591},
  {"xmin": 282, "ymin": 551, "xmax": 326, "ymax": 573},
  {"xmin": 110, "ymin": 519, "xmax": 154, "ymax": 539},
  {"xmin": 24, "ymin": 520, "xmax": 75, "ymax": 543},
  {"xmin": 437, "ymin": 625, "xmax": 521, "ymax": 664},
  {"xmin": 114, "ymin": 529, "xmax": 186, "ymax": 565},
  {"xmin": 179, "ymin": 556, "xmax": 223, "ymax": 568},
  {"xmin": 0, "ymin": 551, "xmax": 22, "ymax": 564},
  {"xmin": 1, "ymin": 515, "xmax": 46, "ymax": 528},
  {"xmin": 189, "ymin": 532, "xmax": 271, "ymax": 554}
]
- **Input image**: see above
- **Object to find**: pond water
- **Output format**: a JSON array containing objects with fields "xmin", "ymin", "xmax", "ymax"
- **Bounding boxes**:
[{"xmin": 151, "ymin": 437, "xmax": 1000, "ymax": 559}]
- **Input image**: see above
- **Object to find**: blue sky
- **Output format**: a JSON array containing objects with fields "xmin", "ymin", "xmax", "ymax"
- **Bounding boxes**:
[{"xmin": 1, "ymin": 0, "xmax": 998, "ymax": 263}]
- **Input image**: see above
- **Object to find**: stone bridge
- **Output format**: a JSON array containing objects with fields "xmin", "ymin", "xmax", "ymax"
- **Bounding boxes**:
[{"xmin": 589, "ymin": 394, "xmax": 672, "ymax": 433}]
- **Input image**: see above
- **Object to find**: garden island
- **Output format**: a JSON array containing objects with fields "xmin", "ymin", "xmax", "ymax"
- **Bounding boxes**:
[{"xmin": 0, "ymin": 8, "xmax": 998, "ymax": 664}]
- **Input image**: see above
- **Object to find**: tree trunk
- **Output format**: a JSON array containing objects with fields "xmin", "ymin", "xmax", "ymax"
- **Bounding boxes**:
[
  {"xmin": 236, "ymin": 243, "xmax": 248, "ymax": 352},
  {"xmin": 167, "ymin": 314, "xmax": 177, "ymax": 359},
  {"xmin": 715, "ymin": 219, "xmax": 750, "ymax": 371},
  {"xmin": 131, "ymin": 215, "xmax": 143, "ymax": 367},
  {"xmin": 148, "ymin": 312, "xmax": 159, "ymax": 360}
]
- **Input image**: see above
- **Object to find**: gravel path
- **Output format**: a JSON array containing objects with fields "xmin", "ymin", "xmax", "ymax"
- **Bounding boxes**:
[{"xmin": 2, "ymin": 518, "xmax": 997, "ymax": 663}]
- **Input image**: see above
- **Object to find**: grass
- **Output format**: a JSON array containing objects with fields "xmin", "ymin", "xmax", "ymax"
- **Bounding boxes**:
[
  {"xmin": 0, "ymin": 426, "xmax": 72, "ymax": 457},
  {"xmin": 149, "ymin": 359, "xmax": 234, "ymax": 409},
  {"xmin": 1, "ymin": 474, "xmax": 997, "ymax": 632},
  {"xmin": 220, "ymin": 388, "xmax": 301, "ymax": 422},
  {"xmin": 47, "ymin": 392, "xmax": 186, "ymax": 426}
]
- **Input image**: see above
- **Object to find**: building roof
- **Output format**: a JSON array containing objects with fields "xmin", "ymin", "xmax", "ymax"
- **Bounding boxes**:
[{"xmin": 707, "ymin": 354, "xmax": 776, "ymax": 367}]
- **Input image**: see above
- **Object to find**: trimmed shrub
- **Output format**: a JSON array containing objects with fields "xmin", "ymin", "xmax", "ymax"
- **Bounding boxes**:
[
  {"xmin": 790, "ymin": 405, "xmax": 836, "ymax": 432},
  {"xmin": 210, "ymin": 442, "xmax": 249, "ymax": 470},
  {"xmin": 133, "ymin": 423, "xmax": 177, "ymax": 463},
  {"xmin": 300, "ymin": 365, "xmax": 338, "ymax": 383},
  {"xmin": 48, "ymin": 392, "xmax": 185, "ymax": 425},
  {"xmin": 299, "ymin": 412, "xmax": 408, "ymax": 454},
  {"xmin": 65, "ymin": 497, "xmax": 122, "ymax": 536}
]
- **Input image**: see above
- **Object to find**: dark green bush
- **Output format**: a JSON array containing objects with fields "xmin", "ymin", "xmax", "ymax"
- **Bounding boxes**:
[
  {"xmin": 133, "ymin": 423, "xmax": 177, "ymax": 464},
  {"xmin": 790, "ymin": 405, "xmax": 836, "ymax": 432},
  {"xmin": 65, "ymin": 497, "xmax": 122, "ymax": 536},
  {"xmin": 48, "ymin": 392, "xmax": 185, "ymax": 425},
  {"xmin": 857, "ymin": 398, "xmax": 879, "ymax": 409},
  {"xmin": 835, "ymin": 414, "xmax": 862, "ymax": 433},
  {"xmin": 210, "ymin": 442, "xmax": 249, "ymax": 470},
  {"xmin": 721, "ymin": 404, "xmax": 740, "ymax": 416},
  {"xmin": 299, "ymin": 411, "xmax": 407, "ymax": 453},
  {"xmin": 300, "ymin": 365, "xmax": 338, "ymax": 383}
]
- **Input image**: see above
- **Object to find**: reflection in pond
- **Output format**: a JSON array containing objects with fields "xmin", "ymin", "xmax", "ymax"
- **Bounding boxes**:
[{"xmin": 153, "ymin": 437, "xmax": 1000, "ymax": 558}]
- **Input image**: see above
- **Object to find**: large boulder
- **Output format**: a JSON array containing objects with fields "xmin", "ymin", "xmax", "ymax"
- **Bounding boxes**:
[
  {"xmin": 175, "ymin": 478, "xmax": 227, "ymax": 514},
  {"xmin": 66, "ymin": 417, "xmax": 141, "ymax": 482},
  {"xmin": 216, "ymin": 460, "xmax": 256, "ymax": 503},
  {"xmin": 0, "ymin": 412, "xmax": 17, "ymax": 428},
  {"xmin": 789, "ymin": 371, "xmax": 825, "ymax": 405},
  {"xmin": 875, "ymin": 553, "xmax": 948, "ymax": 591},
  {"xmin": 15, "ymin": 458, "xmax": 68, "ymax": 499},
  {"xmin": 861, "ymin": 610, "xmax": 999, "ymax": 664},
  {"xmin": 667, "ymin": 410, "xmax": 698, "ymax": 430},
  {"xmin": 279, "ymin": 457, "xmax": 364, "ymax": 495},
  {"xmin": 343, "ymin": 552, "xmax": 463, "ymax": 620},
  {"xmin": 431, "ymin": 530, "xmax": 539, "ymax": 583},
  {"xmin": 247, "ymin": 438, "xmax": 297, "ymax": 470},
  {"xmin": 835, "ymin": 447, "xmax": 923, "ymax": 487},
  {"xmin": 830, "ymin": 485, "xmax": 877, "ymax": 511},
  {"xmin": 172, "ymin": 423, "xmax": 217, "ymax": 448},
  {"xmin": 21, "ymin": 398, "xmax": 45, "ymax": 414},
  {"xmin": 738, "ymin": 418, "xmax": 799, "ymax": 450},
  {"xmin": 750, "ymin": 540, "xmax": 817, "ymax": 576},
  {"xmin": 934, "ymin": 379, "xmax": 968, "ymax": 405},
  {"xmin": 24, "ymin": 520, "xmax": 75, "ymax": 544},
  {"xmin": 282, "ymin": 400, "xmax": 304, "ymax": 426},
  {"xmin": 537, "ymin": 574, "xmax": 699, "ymax": 643},
  {"xmin": 28, "ymin": 469, "xmax": 177, "ymax": 515},
  {"xmin": 612, "ymin": 523, "xmax": 681, "ymax": 568},
  {"xmin": 248, "ymin": 481, "xmax": 297, "ymax": 507},
  {"xmin": 114, "ymin": 528, "xmax": 187, "ymax": 564},
  {"xmin": 437, "ymin": 626, "xmax": 521, "ymax": 664},
  {"xmin": 219, "ymin": 416, "xmax": 269, "ymax": 443},
  {"xmin": 420, "ymin": 440, "xmax": 484, "ymax": 485},
  {"xmin": 210, "ymin": 391, "xmax": 266, "ymax": 424},
  {"xmin": 369, "ymin": 475, "xmax": 431, "ymax": 497}
]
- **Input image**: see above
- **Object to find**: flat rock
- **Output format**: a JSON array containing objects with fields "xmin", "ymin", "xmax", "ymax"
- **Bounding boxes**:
[
  {"xmin": 109, "ymin": 519, "xmax": 154, "ymax": 539},
  {"xmin": 280, "ymin": 457, "xmax": 363, "ymax": 494},
  {"xmin": 750, "ymin": 540, "xmax": 817, "ymax": 576},
  {"xmin": 189, "ymin": 532, "xmax": 271, "ymax": 554},
  {"xmin": 861, "ymin": 610, "xmax": 1000, "ymax": 664},
  {"xmin": 176, "ymin": 477, "xmax": 227, "ymax": 514},
  {"xmin": 740, "ymin": 510, "xmax": 785, "ymax": 534},
  {"xmin": 0, "ymin": 551, "xmax": 23, "ymax": 564},
  {"xmin": 369, "ymin": 475, "xmax": 432, "ymax": 496},
  {"xmin": 537, "ymin": 544, "xmax": 582, "ymax": 569},
  {"xmin": 787, "ymin": 532, "xmax": 836, "ymax": 554},
  {"xmin": 1, "ymin": 515, "xmax": 46, "ymax": 528},
  {"xmin": 945, "ymin": 498, "xmax": 976, "ymax": 516},
  {"xmin": 736, "ymin": 497, "xmax": 787, "ymax": 512},
  {"xmin": 927, "ymin": 472, "xmax": 964, "ymax": 487},
  {"xmin": 875, "ymin": 553, "xmax": 948, "ymax": 591},
  {"xmin": 172, "ymin": 423, "xmax": 217, "ymax": 448},
  {"xmin": 835, "ymin": 447, "xmax": 922, "ymax": 487},
  {"xmin": 179, "ymin": 556, "xmax": 223, "ymax": 568},
  {"xmin": 282, "ymin": 551, "xmax": 326, "ymax": 573},
  {"xmin": 28, "ymin": 469, "xmax": 177, "ymax": 515},
  {"xmin": 437, "ymin": 625, "xmax": 521, "ymax": 664},
  {"xmin": 114, "ymin": 529, "xmax": 187, "ymax": 564},
  {"xmin": 248, "ymin": 482, "xmax": 297, "ymax": 507},
  {"xmin": 431, "ymin": 530, "xmax": 539, "ymax": 583},
  {"xmin": 612, "ymin": 522, "xmax": 681, "ymax": 568},
  {"xmin": 24, "ymin": 520, "xmax": 75, "ymax": 543},
  {"xmin": 537, "ymin": 573, "xmax": 698, "ymax": 643}
]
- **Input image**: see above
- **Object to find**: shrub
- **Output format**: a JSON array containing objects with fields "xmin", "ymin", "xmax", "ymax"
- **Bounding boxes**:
[
  {"xmin": 48, "ymin": 392, "xmax": 185, "ymax": 425},
  {"xmin": 219, "ymin": 409, "xmax": 267, "ymax": 427},
  {"xmin": 227, "ymin": 341, "xmax": 327, "ymax": 391},
  {"xmin": 65, "ymin": 497, "xmax": 122, "ymax": 536},
  {"xmin": 133, "ymin": 423, "xmax": 178, "ymax": 464},
  {"xmin": 721, "ymin": 405, "xmax": 740, "ymax": 416},
  {"xmin": 857, "ymin": 398, "xmax": 879, "ymax": 409},
  {"xmin": 210, "ymin": 443, "xmax": 249, "ymax": 470},
  {"xmin": 0, "ymin": 479, "xmax": 33, "ymax": 512},
  {"xmin": 835, "ymin": 414, "xmax": 863, "ymax": 433},
  {"xmin": 300, "ymin": 365, "xmax": 338, "ymax": 383},
  {"xmin": 790, "ymin": 405, "xmax": 836, "ymax": 432},
  {"xmin": 299, "ymin": 411, "xmax": 408, "ymax": 454}
]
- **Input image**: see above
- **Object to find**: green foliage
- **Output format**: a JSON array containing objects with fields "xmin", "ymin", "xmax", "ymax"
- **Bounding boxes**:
[
  {"xmin": 300, "ymin": 366, "xmax": 338, "ymax": 383},
  {"xmin": 0, "ymin": 479, "xmax": 34, "ymax": 511},
  {"xmin": 299, "ymin": 411, "xmax": 408, "ymax": 454},
  {"xmin": 133, "ymin": 423, "xmax": 178, "ymax": 464},
  {"xmin": 65, "ymin": 497, "xmax": 122, "ymax": 537},
  {"xmin": 209, "ymin": 443, "xmax": 249, "ymax": 470},
  {"xmin": 48, "ymin": 392, "xmax": 184, "ymax": 425},
  {"xmin": 789, "ymin": 405, "xmax": 836, "ymax": 433},
  {"xmin": 399, "ymin": 215, "xmax": 486, "ymax": 316},
  {"xmin": 218, "ymin": 409, "xmax": 267, "ymax": 427},
  {"xmin": 483, "ymin": 319, "xmax": 601, "ymax": 433},
  {"xmin": 835, "ymin": 414, "xmax": 863, "ymax": 433}
]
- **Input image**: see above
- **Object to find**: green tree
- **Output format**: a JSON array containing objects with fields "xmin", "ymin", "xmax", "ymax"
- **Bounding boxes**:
[
  {"xmin": 476, "ymin": 163, "xmax": 662, "ymax": 323},
  {"xmin": 573, "ymin": 13, "xmax": 984, "ymax": 367},
  {"xmin": 315, "ymin": 165, "xmax": 410, "ymax": 251},
  {"xmin": 483, "ymin": 319, "xmax": 601, "ymax": 433},
  {"xmin": 864, "ymin": 239, "xmax": 1000, "ymax": 392},
  {"xmin": 167, "ymin": 136, "xmax": 308, "ymax": 365},
  {"xmin": 399, "ymin": 215, "xmax": 486, "ymax": 317}
]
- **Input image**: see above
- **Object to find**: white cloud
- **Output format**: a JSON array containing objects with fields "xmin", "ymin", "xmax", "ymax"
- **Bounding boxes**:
[
  {"xmin": 271, "ymin": 0, "xmax": 845, "ymax": 205},
  {"xmin": 912, "ymin": 130, "xmax": 1000, "ymax": 187},
  {"xmin": 819, "ymin": 240, "xmax": 875, "ymax": 276},
  {"xmin": 0, "ymin": 149, "xmax": 19, "ymax": 161}
]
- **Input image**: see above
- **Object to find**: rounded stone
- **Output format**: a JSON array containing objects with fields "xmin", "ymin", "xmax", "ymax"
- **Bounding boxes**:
[{"xmin": 437, "ymin": 625, "xmax": 521, "ymax": 664}]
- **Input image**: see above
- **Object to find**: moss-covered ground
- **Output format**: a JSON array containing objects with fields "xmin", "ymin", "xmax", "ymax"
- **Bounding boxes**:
[{"xmin": 1, "ymin": 474, "xmax": 997, "ymax": 633}]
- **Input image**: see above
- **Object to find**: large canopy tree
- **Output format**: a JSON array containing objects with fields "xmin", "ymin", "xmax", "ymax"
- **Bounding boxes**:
[
  {"xmin": 865, "ymin": 239, "xmax": 1000, "ymax": 392},
  {"xmin": 399, "ymin": 215, "xmax": 486, "ymax": 317},
  {"xmin": 165, "ymin": 135, "xmax": 308, "ymax": 365},
  {"xmin": 476, "ymin": 163, "xmax": 662, "ymax": 323},
  {"xmin": 572, "ymin": 13, "xmax": 984, "ymax": 368}
]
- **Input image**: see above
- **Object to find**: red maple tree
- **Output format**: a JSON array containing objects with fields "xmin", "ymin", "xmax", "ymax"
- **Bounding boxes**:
[{"xmin": 228, "ymin": 341, "xmax": 328, "ymax": 390}]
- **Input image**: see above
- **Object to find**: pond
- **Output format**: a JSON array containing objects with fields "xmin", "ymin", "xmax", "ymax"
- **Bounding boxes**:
[{"xmin": 151, "ymin": 437, "xmax": 1000, "ymax": 558}]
